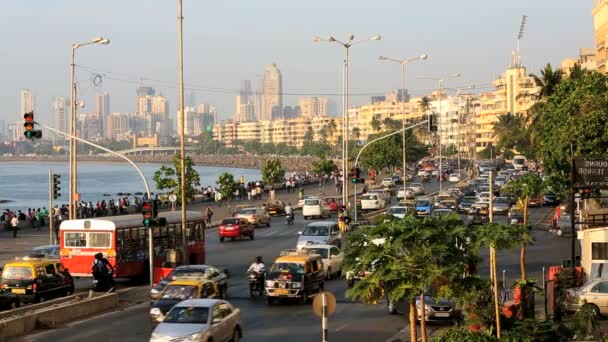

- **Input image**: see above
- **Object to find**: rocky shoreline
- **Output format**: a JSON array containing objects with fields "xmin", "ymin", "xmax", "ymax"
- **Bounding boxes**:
[{"xmin": 1, "ymin": 154, "xmax": 319, "ymax": 172}]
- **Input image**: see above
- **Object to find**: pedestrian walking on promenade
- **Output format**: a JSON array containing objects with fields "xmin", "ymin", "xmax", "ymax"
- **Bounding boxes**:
[
  {"xmin": 10, "ymin": 215, "xmax": 18, "ymax": 238},
  {"xmin": 203, "ymin": 205, "xmax": 213, "ymax": 225},
  {"xmin": 270, "ymin": 187, "xmax": 275, "ymax": 200}
]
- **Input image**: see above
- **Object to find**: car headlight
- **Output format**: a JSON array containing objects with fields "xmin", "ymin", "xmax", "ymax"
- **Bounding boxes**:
[
  {"xmin": 265, "ymin": 280, "xmax": 274, "ymax": 287},
  {"xmin": 292, "ymin": 282, "xmax": 303, "ymax": 288},
  {"xmin": 150, "ymin": 288, "xmax": 159, "ymax": 295},
  {"xmin": 186, "ymin": 332, "xmax": 202, "ymax": 341},
  {"xmin": 150, "ymin": 308, "xmax": 161, "ymax": 316}
]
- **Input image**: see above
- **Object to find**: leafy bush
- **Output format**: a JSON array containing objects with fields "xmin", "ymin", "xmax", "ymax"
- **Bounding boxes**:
[{"xmin": 434, "ymin": 327, "xmax": 497, "ymax": 342}]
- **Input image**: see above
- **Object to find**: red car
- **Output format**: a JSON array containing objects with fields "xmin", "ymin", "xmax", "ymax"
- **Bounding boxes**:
[{"xmin": 219, "ymin": 218, "xmax": 255, "ymax": 242}]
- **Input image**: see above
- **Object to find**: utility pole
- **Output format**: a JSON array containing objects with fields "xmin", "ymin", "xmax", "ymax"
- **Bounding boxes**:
[
  {"xmin": 48, "ymin": 169, "xmax": 54, "ymax": 245},
  {"xmin": 177, "ymin": 0, "xmax": 188, "ymax": 264}
]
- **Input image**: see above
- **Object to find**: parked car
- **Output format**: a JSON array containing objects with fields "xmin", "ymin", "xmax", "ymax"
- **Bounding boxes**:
[
  {"xmin": 0, "ymin": 290, "xmax": 19, "ymax": 311},
  {"xmin": 149, "ymin": 299, "xmax": 242, "ymax": 342},
  {"xmin": 415, "ymin": 198, "xmax": 433, "ymax": 217},
  {"xmin": 492, "ymin": 197, "xmax": 511, "ymax": 215},
  {"xmin": 386, "ymin": 206, "xmax": 409, "ymax": 219},
  {"xmin": 562, "ymin": 278, "xmax": 608, "ymax": 316},
  {"xmin": 448, "ymin": 174, "xmax": 460, "ymax": 183},
  {"xmin": 150, "ymin": 265, "xmax": 229, "ymax": 301},
  {"xmin": 302, "ymin": 198, "xmax": 330, "ymax": 220},
  {"xmin": 296, "ymin": 221, "xmax": 342, "ymax": 250},
  {"xmin": 302, "ymin": 244, "xmax": 345, "ymax": 280},
  {"xmin": 234, "ymin": 207, "xmax": 271, "ymax": 228},
  {"xmin": 360, "ymin": 193, "xmax": 386, "ymax": 211},
  {"xmin": 149, "ymin": 278, "xmax": 220, "ymax": 324},
  {"xmin": 30, "ymin": 245, "xmax": 59, "ymax": 259},
  {"xmin": 218, "ymin": 218, "xmax": 255, "ymax": 242}
]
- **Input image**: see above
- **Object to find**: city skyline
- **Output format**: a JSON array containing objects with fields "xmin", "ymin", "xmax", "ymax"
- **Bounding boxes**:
[{"xmin": 0, "ymin": 1, "xmax": 593, "ymax": 125}]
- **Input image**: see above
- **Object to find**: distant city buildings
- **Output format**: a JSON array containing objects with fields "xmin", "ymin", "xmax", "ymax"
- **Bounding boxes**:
[
  {"xmin": 96, "ymin": 92, "xmax": 110, "ymax": 138},
  {"xmin": 107, "ymin": 113, "xmax": 130, "ymax": 141},
  {"xmin": 20, "ymin": 89, "xmax": 35, "ymax": 115},
  {"xmin": 184, "ymin": 104, "xmax": 217, "ymax": 137},
  {"xmin": 53, "ymin": 97, "xmax": 69, "ymax": 141},
  {"xmin": 594, "ymin": 0, "xmax": 608, "ymax": 73},
  {"xmin": 262, "ymin": 63, "xmax": 283, "ymax": 120},
  {"xmin": 300, "ymin": 97, "xmax": 328, "ymax": 118}
]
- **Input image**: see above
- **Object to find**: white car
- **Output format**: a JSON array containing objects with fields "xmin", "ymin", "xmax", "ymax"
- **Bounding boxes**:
[
  {"xmin": 409, "ymin": 183, "xmax": 425, "ymax": 195},
  {"xmin": 478, "ymin": 192, "xmax": 491, "ymax": 203},
  {"xmin": 397, "ymin": 187, "xmax": 414, "ymax": 199},
  {"xmin": 302, "ymin": 198, "xmax": 330, "ymax": 220},
  {"xmin": 302, "ymin": 244, "xmax": 345, "ymax": 279},
  {"xmin": 431, "ymin": 169, "xmax": 440, "ymax": 177},
  {"xmin": 150, "ymin": 299, "xmax": 241, "ymax": 342},
  {"xmin": 417, "ymin": 169, "xmax": 428, "ymax": 177},
  {"xmin": 386, "ymin": 206, "xmax": 409, "ymax": 219},
  {"xmin": 381, "ymin": 178, "xmax": 395, "ymax": 188},
  {"xmin": 448, "ymin": 174, "xmax": 460, "ymax": 183},
  {"xmin": 298, "ymin": 195, "xmax": 318, "ymax": 207},
  {"xmin": 360, "ymin": 193, "xmax": 386, "ymax": 211}
]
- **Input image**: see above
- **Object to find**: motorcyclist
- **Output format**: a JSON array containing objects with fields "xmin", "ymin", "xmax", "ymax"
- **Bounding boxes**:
[
  {"xmin": 92, "ymin": 252, "xmax": 115, "ymax": 291},
  {"xmin": 247, "ymin": 256, "xmax": 265, "ymax": 289},
  {"xmin": 285, "ymin": 202, "xmax": 294, "ymax": 222}
]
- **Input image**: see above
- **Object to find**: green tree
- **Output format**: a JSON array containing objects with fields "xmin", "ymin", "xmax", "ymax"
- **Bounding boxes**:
[
  {"xmin": 300, "ymin": 141, "xmax": 332, "ymax": 157},
  {"xmin": 568, "ymin": 63, "xmax": 586, "ymax": 81},
  {"xmin": 216, "ymin": 172, "xmax": 239, "ymax": 200},
  {"xmin": 500, "ymin": 173, "xmax": 543, "ymax": 280},
  {"xmin": 311, "ymin": 155, "xmax": 337, "ymax": 176},
  {"xmin": 304, "ymin": 127, "xmax": 314, "ymax": 143},
  {"xmin": 153, "ymin": 154, "xmax": 201, "ymax": 203},
  {"xmin": 352, "ymin": 127, "xmax": 361, "ymax": 141},
  {"xmin": 370, "ymin": 116, "xmax": 382, "ymax": 132},
  {"xmin": 261, "ymin": 159, "xmax": 285, "ymax": 185},
  {"xmin": 493, "ymin": 113, "xmax": 534, "ymax": 159},
  {"xmin": 382, "ymin": 117, "xmax": 401, "ymax": 131},
  {"xmin": 443, "ymin": 144, "xmax": 458, "ymax": 157},
  {"xmin": 478, "ymin": 144, "xmax": 499, "ymax": 160},
  {"xmin": 530, "ymin": 63, "xmax": 563, "ymax": 100}
]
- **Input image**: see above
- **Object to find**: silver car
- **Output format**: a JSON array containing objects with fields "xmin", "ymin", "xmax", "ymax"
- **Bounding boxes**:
[
  {"xmin": 149, "ymin": 299, "xmax": 241, "ymax": 342},
  {"xmin": 492, "ymin": 197, "xmax": 511, "ymax": 215},
  {"xmin": 296, "ymin": 221, "xmax": 342, "ymax": 250}
]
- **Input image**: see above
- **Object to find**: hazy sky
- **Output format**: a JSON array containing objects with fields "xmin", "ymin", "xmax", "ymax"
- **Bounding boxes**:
[{"xmin": 0, "ymin": 0, "xmax": 594, "ymax": 124}]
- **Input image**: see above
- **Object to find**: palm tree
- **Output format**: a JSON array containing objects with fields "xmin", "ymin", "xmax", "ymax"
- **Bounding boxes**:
[
  {"xmin": 419, "ymin": 96, "xmax": 432, "ymax": 113},
  {"xmin": 352, "ymin": 127, "xmax": 361, "ymax": 141},
  {"xmin": 304, "ymin": 127, "xmax": 314, "ymax": 143},
  {"xmin": 371, "ymin": 116, "xmax": 382, "ymax": 132},
  {"xmin": 530, "ymin": 63, "xmax": 563, "ymax": 100},
  {"xmin": 568, "ymin": 63, "xmax": 586, "ymax": 81},
  {"xmin": 382, "ymin": 117, "xmax": 401, "ymax": 131},
  {"xmin": 327, "ymin": 120, "xmax": 337, "ymax": 138}
]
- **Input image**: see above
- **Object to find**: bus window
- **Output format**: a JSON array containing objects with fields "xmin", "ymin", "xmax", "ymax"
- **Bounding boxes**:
[
  {"xmin": 65, "ymin": 232, "xmax": 87, "ymax": 247},
  {"xmin": 89, "ymin": 232, "xmax": 112, "ymax": 248}
]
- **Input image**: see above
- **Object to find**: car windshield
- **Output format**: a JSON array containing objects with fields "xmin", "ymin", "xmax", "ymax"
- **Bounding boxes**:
[
  {"xmin": 239, "ymin": 209, "xmax": 257, "ymax": 215},
  {"xmin": 167, "ymin": 267, "xmax": 208, "ymax": 280},
  {"xmin": 495, "ymin": 197, "xmax": 509, "ymax": 204},
  {"xmin": 388, "ymin": 207, "xmax": 407, "ymax": 214},
  {"xmin": 462, "ymin": 197, "xmax": 477, "ymax": 203},
  {"xmin": 416, "ymin": 200, "xmax": 431, "ymax": 207},
  {"xmin": 433, "ymin": 210, "xmax": 451, "ymax": 216},
  {"xmin": 361, "ymin": 195, "xmax": 377, "ymax": 200},
  {"xmin": 303, "ymin": 248, "xmax": 328, "ymax": 258},
  {"xmin": 163, "ymin": 306, "xmax": 209, "ymax": 324},
  {"xmin": 302, "ymin": 225, "xmax": 330, "ymax": 236},
  {"xmin": 221, "ymin": 218, "xmax": 239, "ymax": 225},
  {"xmin": 2, "ymin": 266, "xmax": 33, "ymax": 280},
  {"xmin": 305, "ymin": 199, "xmax": 320, "ymax": 205},
  {"xmin": 161, "ymin": 285, "xmax": 197, "ymax": 300},
  {"xmin": 269, "ymin": 262, "xmax": 305, "ymax": 274},
  {"xmin": 32, "ymin": 246, "xmax": 58, "ymax": 255}
]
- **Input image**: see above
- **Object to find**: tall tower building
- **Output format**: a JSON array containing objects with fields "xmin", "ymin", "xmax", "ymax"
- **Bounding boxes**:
[
  {"xmin": 20, "ymin": 89, "xmax": 35, "ymax": 114},
  {"xmin": 53, "ymin": 97, "xmax": 69, "ymax": 140},
  {"xmin": 96, "ymin": 92, "xmax": 110, "ymax": 138},
  {"xmin": 262, "ymin": 63, "xmax": 283, "ymax": 120}
]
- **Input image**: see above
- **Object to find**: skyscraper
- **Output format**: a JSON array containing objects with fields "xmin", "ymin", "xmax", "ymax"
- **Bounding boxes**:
[
  {"xmin": 96, "ymin": 92, "xmax": 110, "ymax": 138},
  {"xmin": 53, "ymin": 97, "xmax": 69, "ymax": 140},
  {"xmin": 262, "ymin": 63, "xmax": 283, "ymax": 120},
  {"xmin": 20, "ymin": 89, "xmax": 35, "ymax": 114}
]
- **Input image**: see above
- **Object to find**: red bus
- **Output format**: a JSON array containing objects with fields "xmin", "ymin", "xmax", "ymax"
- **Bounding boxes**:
[{"xmin": 59, "ymin": 211, "xmax": 205, "ymax": 281}]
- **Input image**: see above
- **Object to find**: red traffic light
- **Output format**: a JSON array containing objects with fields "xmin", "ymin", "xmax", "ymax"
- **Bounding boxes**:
[{"xmin": 24, "ymin": 112, "xmax": 34, "ymax": 122}]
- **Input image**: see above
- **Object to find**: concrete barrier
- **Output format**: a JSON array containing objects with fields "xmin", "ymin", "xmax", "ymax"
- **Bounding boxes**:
[
  {"xmin": 0, "ymin": 295, "xmax": 78, "ymax": 321},
  {"xmin": 0, "ymin": 293, "xmax": 119, "ymax": 340}
]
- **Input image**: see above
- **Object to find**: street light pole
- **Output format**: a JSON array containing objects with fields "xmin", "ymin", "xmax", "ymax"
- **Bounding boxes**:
[
  {"xmin": 314, "ymin": 34, "xmax": 381, "ymax": 211},
  {"xmin": 177, "ymin": 0, "xmax": 187, "ymax": 264},
  {"xmin": 69, "ymin": 37, "xmax": 110, "ymax": 220},
  {"xmin": 378, "ymin": 54, "xmax": 427, "ymax": 193}
]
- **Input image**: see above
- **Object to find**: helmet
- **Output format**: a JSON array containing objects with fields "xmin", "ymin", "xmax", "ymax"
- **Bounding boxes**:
[{"xmin": 255, "ymin": 256, "xmax": 263, "ymax": 263}]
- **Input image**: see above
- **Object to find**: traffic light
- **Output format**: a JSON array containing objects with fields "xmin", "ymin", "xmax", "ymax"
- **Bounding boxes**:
[
  {"xmin": 23, "ymin": 112, "xmax": 42, "ymax": 140},
  {"xmin": 582, "ymin": 187, "xmax": 592, "ymax": 199},
  {"xmin": 52, "ymin": 174, "xmax": 61, "ymax": 200},
  {"xmin": 142, "ymin": 200, "xmax": 153, "ymax": 227},
  {"xmin": 427, "ymin": 114, "xmax": 437, "ymax": 133},
  {"xmin": 152, "ymin": 199, "xmax": 159, "ymax": 219},
  {"xmin": 350, "ymin": 167, "xmax": 364, "ymax": 184}
]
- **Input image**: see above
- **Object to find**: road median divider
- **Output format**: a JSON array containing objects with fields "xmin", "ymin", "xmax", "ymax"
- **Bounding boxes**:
[{"xmin": 0, "ymin": 292, "xmax": 119, "ymax": 340}]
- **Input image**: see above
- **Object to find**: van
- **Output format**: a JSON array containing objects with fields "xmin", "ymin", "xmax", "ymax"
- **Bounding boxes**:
[
  {"xmin": 265, "ymin": 250, "xmax": 326, "ymax": 304},
  {"xmin": 302, "ymin": 198, "xmax": 329, "ymax": 220},
  {"xmin": 1, "ymin": 256, "xmax": 74, "ymax": 303}
]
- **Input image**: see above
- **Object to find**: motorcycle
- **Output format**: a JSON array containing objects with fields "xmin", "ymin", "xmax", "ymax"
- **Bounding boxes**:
[
  {"xmin": 248, "ymin": 272, "xmax": 265, "ymax": 297},
  {"xmin": 92, "ymin": 271, "xmax": 115, "ymax": 292},
  {"xmin": 286, "ymin": 213, "xmax": 294, "ymax": 225}
]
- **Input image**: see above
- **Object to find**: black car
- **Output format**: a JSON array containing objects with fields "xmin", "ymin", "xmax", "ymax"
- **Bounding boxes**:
[
  {"xmin": 543, "ymin": 193, "xmax": 559, "ymax": 206},
  {"xmin": 149, "ymin": 265, "xmax": 229, "ymax": 300},
  {"xmin": 0, "ymin": 290, "xmax": 19, "ymax": 310}
]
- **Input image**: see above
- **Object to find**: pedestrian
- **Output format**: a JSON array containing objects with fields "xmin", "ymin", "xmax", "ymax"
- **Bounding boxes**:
[
  {"xmin": 10, "ymin": 215, "xmax": 18, "ymax": 238},
  {"xmin": 203, "ymin": 205, "xmax": 213, "ymax": 225}
]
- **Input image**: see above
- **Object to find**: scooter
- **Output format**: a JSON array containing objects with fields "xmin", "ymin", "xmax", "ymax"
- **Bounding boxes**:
[
  {"xmin": 286, "ymin": 213, "xmax": 294, "ymax": 225},
  {"xmin": 248, "ymin": 272, "xmax": 265, "ymax": 297}
]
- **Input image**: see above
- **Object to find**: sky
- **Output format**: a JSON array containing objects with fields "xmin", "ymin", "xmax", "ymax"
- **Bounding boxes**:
[{"xmin": 0, "ymin": 0, "xmax": 595, "ymax": 124}]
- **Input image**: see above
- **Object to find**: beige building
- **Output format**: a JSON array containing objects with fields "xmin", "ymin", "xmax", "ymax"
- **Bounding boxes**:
[
  {"xmin": 133, "ymin": 134, "xmax": 159, "ymax": 148},
  {"xmin": 262, "ymin": 63, "xmax": 283, "ymax": 120},
  {"xmin": 300, "ymin": 97, "xmax": 328, "ymax": 118},
  {"xmin": 474, "ymin": 66, "xmax": 539, "ymax": 152},
  {"xmin": 594, "ymin": 0, "xmax": 608, "ymax": 73},
  {"xmin": 561, "ymin": 48, "xmax": 597, "ymax": 75},
  {"xmin": 107, "ymin": 113, "xmax": 130, "ymax": 141}
]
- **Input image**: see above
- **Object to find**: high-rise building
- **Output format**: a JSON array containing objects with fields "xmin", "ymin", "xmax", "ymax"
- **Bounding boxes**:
[
  {"xmin": 300, "ymin": 97, "xmax": 328, "ymax": 118},
  {"xmin": 107, "ymin": 113, "xmax": 130, "ymax": 141},
  {"xmin": 96, "ymin": 92, "xmax": 110, "ymax": 138},
  {"xmin": 53, "ymin": 97, "xmax": 69, "ymax": 140},
  {"xmin": 594, "ymin": 0, "xmax": 608, "ymax": 73},
  {"xmin": 0, "ymin": 119, "xmax": 7, "ymax": 141},
  {"xmin": 235, "ymin": 80, "xmax": 256, "ymax": 122},
  {"xmin": 184, "ymin": 104, "xmax": 217, "ymax": 136},
  {"xmin": 20, "ymin": 89, "xmax": 35, "ymax": 115},
  {"xmin": 253, "ymin": 78, "xmax": 263, "ymax": 121},
  {"xmin": 262, "ymin": 63, "xmax": 283, "ymax": 120}
]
